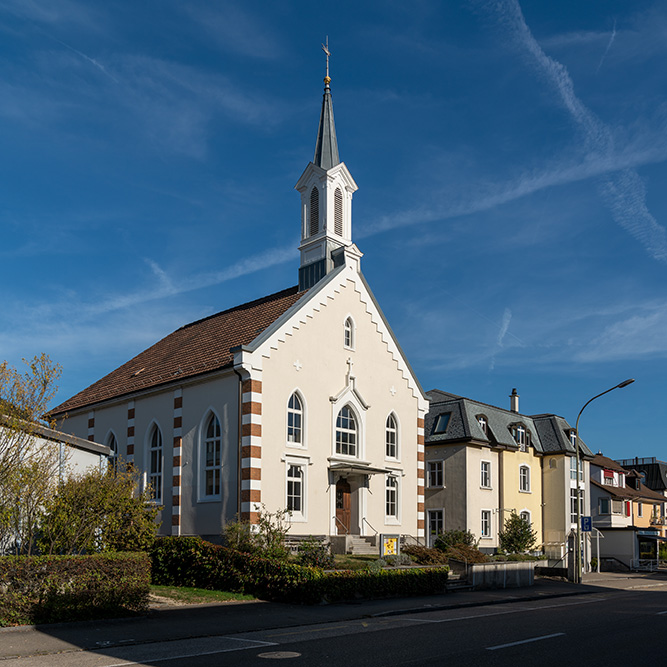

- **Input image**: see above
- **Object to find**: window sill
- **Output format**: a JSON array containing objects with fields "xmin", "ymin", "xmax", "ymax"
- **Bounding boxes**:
[
  {"xmin": 519, "ymin": 489, "xmax": 531, "ymax": 494},
  {"xmin": 286, "ymin": 442, "xmax": 307, "ymax": 450},
  {"xmin": 480, "ymin": 486, "xmax": 493, "ymax": 490},
  {"xmin": 384, "ymin": 518, "xmax": 401, "ymax": 525}
]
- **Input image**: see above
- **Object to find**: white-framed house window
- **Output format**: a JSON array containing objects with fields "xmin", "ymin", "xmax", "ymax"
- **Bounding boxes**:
[
  {"xmin": 286, "ymin": 463, "xmax": 306, "ymax": 521},
  {"xmin": 570, "ymin": 455, "xmax": 584, "ymax": 481},
  {"xmin": 344, "ymin": 316, "xmax": 355, "ymax": 350},
  {"xmin": 428, "ymin": 509, "xmax": 444, "ymax": 547},
  {"xmin": 570, "ymin": 488, "xmax": 584, "ymax": 524},
  {"xmin": 335, "ymin": 405, "xmax": 358, "ymax": 457},
  {"xmin": 287, "ymin": 392, "xmax": 304, "ymax": 446},
  {"xmin": 519, "ymin": 465, "xmax": 531, "ymax": 493},
  {"xmin": 520, "ymin": 510, "xmax": 531, "ymax": 524},
  {"xmin": 385, "ymin": 413, "xmax": 398, "ymax": 459},
  {"xmin": 147, "ymin": 423, "xmax": 163, "ymax": 503},
  {"xmin": 481, "ymin": 509, "xmax": 492, "ymax": 538},
  {"xmin": 480, "ymin": 460, "xmax": 491, "ymax": 489},
  {"xmin": 200, "ymin": 413, "xmax": 222, "ymax": 500},
  {"xmin": 477, "ymin": 415, "xmax": 487, "ymax": 435},
  {"xmin": 511, "ymin": 424, "xmax": 529, "ymax": 452},
  {"xmin": 385, "ymin": 474, "xmax": 399, "ymax": 522},
  {"xmin": 427, "ymin": 460, "xmax": 444, "ymax": 488}
]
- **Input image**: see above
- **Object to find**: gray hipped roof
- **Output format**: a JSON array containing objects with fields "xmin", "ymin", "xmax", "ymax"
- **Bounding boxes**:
[
  {"xmin": 313, "ymin": 79, "xmax": 340, "ymax": 170},
  {"xmin": 425, "ymin": 389, "xmax": 593, "ymax": 458}
]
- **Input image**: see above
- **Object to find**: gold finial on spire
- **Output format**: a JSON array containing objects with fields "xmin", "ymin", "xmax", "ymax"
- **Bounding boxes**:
[{"xmin": 322, "ymin": 36, "xmax": 331, "ymax": 85}]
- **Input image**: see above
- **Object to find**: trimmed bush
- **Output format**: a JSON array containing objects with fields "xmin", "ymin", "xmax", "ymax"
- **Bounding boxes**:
[
  {"xmin": 151, "ymin": 536, "xmax": 449, "ymax": 605},
  {"xmin": 403, "ymin": 545, "xmax": 449, "ymax": 565},
  {"xmin": 297, "ymin": 537, "xmax": 335, "ymax": 569},
  {"xmin": 0, "ymin": 552, "xmax": 150, "ymax": 626}
]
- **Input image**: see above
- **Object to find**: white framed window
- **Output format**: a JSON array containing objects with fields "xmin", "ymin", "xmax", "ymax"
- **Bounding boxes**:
[
  {"xmin": 511, "ymin": 424, "xmax": 529, "ymax": 452},
  {"xmin": 385, "ymin": 475, "xmax": 399, "ymax": 521},
  {"xmin": 287, "ymin": 392, "xmax": 304, "ymax": 445},
  {"xmin": 519, "ymin": 465, "xmax": 531, "ymax": 493},
  {"xmin": 477, "ymin": 415, "xmax": 487, "ymax": 435},
  {"xmin": 427, "ymin": 460, "xmax": 444, "ymax": 488},
  {"xmin": 336, "ymin": 405, "xmax": 357, "ymax": 457},
  {"xmin": 481, "ymin": 510, "xmax": 492, "ymax": 538},
  {"xmin": 148, "ymin": 424, "xmax": 163, "ymax": 503},
  {"xmin": 570, "ymin": 456, "xmax": 583, "ymax": 481},
  {"xmin": 428, "ymin": 509, "xmax": 444, "ymax": 547},
  {"xmin": 638, "ymin": 502, "xmax": 643, "ymax": 518},
  {"xmin": 599, "ymin": 497, "xmax": 610, "ymax": 515},
  {"xmin": 570, "ymin": 488, "xmax": 584, "ymax": 524},
  {"xmin": 344, "ymin": 317, "xmax": 355, "ymax": 349},
  {"xmin": 480, "ymin": 460, "xmax": 491, "ymax": 489},
  {"xmin": 202, "ymin": 414, "xmax": 222, "ymax": 499},
  {"xmin": 385, "ymin": 413, "xmax": 398, "ymax": 459},
  {"xmin": 286, "ymin": 463, "xmax": 305, "ymax": 520},
  {"xmin": 519, "ymin": 510, "xmax": 531, "ymax": 525}
]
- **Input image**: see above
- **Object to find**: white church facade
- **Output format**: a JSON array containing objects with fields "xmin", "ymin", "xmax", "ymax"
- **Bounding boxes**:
[{"xmin": 51, "ymin": 70, "xmax": 429, "ymax": 547}]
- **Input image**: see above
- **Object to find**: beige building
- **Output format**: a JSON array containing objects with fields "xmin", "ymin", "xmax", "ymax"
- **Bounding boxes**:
[
  {"xmin": 425, "ymin": 389, "xmax": 592, "ymax": 563},
  {"xmin": 50, "ymin": 73, "xmax": 428, "ymax": 549}
]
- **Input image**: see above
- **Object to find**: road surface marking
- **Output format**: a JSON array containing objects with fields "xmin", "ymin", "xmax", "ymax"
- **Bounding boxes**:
[
  {"xmin": 656, "ymin": 610, "xmax": 667, "ymax": 615},
  {"xmin": 487, "ymin": 632, "xmax": 565, "ymax": 651}
]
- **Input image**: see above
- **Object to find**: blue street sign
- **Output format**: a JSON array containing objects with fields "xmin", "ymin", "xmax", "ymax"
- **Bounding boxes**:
[{"xmin": 581, "ymin": 516, "xmax": 592, "ymax": 532}]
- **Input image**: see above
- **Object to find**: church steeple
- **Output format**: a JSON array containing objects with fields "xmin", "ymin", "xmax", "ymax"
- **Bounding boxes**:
[{"xmin": 295, "ymin": 40, "xmax": 358, "ymax": 291}]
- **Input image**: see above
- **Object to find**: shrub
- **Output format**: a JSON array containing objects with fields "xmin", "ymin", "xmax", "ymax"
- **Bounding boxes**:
[
  {"xmin": 223, "ymin": 506, "xmax": 291, "ymax": 561},
  {"xmin": 297, "ymin": 537, "xmax": 335, "ymax": 569},
  {"xmin": 385, "ymin": 553, "xmax": 412, "ymax": 567},
  {"xmin": 151, "ymin": 536, "xmax": 449, "ymax": 604},
  {"xmin": 0, "ymin": 552, "xmax": 150, "ymax": 626},
  {"xmin": 403, "ymin": 544, "xmax": 449, "ymax": 565},
  {"xmin": 444, "ymin": 544, "xmax": 489, "ymax": 563},
  {"xmin": 434, "ymin": 529, "xmax": 477, "ymax": 552},
  {"xmin": 368, "ymin": 558, "xmax": 388, "ymax": 571},
  {"xmin": 498, "ymin": 512, "xmax": 538, "ymax": 554}
]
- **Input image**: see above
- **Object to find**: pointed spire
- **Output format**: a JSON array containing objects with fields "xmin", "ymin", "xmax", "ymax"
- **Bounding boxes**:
[{"xmin": 313, "ymin": 39, "xmax": 340, "ymax": 170}]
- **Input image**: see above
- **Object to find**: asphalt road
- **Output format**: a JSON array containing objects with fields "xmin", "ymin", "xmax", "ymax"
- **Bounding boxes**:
[{"xmin": 4, "ymin": 588, "xmax": 667, "ymax": 666}]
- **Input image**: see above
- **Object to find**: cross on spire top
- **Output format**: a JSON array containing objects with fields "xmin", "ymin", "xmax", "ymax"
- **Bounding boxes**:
[{"xmin": 322, "ymin": 37, "xmax": 331, "ymax": 84}]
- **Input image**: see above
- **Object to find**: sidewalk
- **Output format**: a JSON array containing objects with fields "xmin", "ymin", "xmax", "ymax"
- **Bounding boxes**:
[{"xmin": 0, "ymin": 574, "xmax": 657, "ymax": 661}]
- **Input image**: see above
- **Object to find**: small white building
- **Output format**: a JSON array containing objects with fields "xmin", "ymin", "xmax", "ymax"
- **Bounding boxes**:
[{"xmin": 51, "ymin": 72, "xmax": 428, "ymax": 550}]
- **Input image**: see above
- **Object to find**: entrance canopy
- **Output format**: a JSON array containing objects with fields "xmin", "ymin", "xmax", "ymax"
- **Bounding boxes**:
[{"xmin": 329, "ymin": 462, "xmax": 391, "ymax": 476}]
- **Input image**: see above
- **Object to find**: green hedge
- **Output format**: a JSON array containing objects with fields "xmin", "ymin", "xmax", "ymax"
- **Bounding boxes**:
[
  {"xmin": 151, "ymin": 537, "xmax": 448, "ymax": 604},
  {"xmin": 0, "ymin": 552, "xmax": 151, "ymax": 626}
]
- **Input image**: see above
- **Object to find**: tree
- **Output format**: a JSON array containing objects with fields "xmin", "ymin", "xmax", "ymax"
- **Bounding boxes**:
[
  {"xmin": 498, "ymin": 512, "xmax": 538, "ymax": 553},
  {"xmin": 38, "ymin": 462, "xmax": 160, "ymax": 555},
  {"xmin": 0, "ymin": 355, "xmax": 62, "ymax": 554}
]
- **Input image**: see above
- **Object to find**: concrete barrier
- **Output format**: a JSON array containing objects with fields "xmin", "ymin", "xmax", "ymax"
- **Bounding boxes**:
[{"xmin": 450, "ymin": 560, "xmax": 536, "ymax": 589}]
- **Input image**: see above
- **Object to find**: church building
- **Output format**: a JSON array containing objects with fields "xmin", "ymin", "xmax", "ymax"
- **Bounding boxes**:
[{"xmin": 50, "ymin": 67, "xmax": 429, "ymax": 550}]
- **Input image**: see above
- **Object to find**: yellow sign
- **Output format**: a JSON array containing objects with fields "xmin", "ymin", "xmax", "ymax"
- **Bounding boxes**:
[{"xmin": 381, "ymin": 534, "xmax": 399, "ymax": 557}]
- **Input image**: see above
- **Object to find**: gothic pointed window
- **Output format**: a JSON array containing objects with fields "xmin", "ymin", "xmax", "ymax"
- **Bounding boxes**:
[
  {"xmin": 385, "ymin": 413, "xmax": 398, "ymax": 459},
  {"xmin": 148, "ymin": 425, "xmax": 163, "ymax": 502},
  {"xmin": 336, "ymin": 405, "xmax": 357, "ymax": 457},
  {"xmin": 334, "ymin": 187, "xmax": 343, "ymax": 236},
  {"xmin": 309, "ymin": 186, "xmax": 319, "ymax": 236},
  {"xmin": 287, "ymin": 393, "xmax": 303, "ymax": 445},
  {"xmin": 203, "ymin": 414, "xmax": 222, "ymax": 498}
]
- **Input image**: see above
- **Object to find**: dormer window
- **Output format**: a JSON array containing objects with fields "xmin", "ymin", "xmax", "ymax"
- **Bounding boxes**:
[
  {"xmin": 511, "ymin": 424, "xmax": 530, "ymax": 452},
  {"xmin": 433, "ymin": 413, "xmax": 451, "ymax": 434},
  {"xmin": 477, "ymin": 415, "xmax": 487, "ymax": 435}
]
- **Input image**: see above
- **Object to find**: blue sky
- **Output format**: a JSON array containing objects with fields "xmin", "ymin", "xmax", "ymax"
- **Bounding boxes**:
[{"xmin": 2, "ymin": 0, "xmax": 665, "ymax": 462}]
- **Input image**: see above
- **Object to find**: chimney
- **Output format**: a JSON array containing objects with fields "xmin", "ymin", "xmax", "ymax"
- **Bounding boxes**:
[{"xmin": 510, "ymin": 388, "xmax": 519, "ymax": 413}]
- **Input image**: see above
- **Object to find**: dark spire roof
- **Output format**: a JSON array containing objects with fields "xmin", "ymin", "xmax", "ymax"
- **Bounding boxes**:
[{"xmin": 313, "ymin": 76, "xmax": 340, "ymax": 170}]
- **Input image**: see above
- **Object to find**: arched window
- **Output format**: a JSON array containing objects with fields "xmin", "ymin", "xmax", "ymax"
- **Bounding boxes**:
[
  {"xmin": 336, "ymin": 406, "xmax": 357, "ymax": 457},
  {"xmin": 148, "ymin": 425, "xmax": 163, "ymax": 502},
  {"xmin": 203, "ymin": 414, "xmax": 222, "ymax": 498},
  {"xmin": 385, "ymin": 414, "xmax": 398, "ymax": 459},
  {"xmin": 287, "ymin": 393, "xmax": 303, "ymax": 445},
  {"xmin": 334, "ymin": 187, "xmax": 343, "ymax": 236},
  {"xmin": 344, "ymin": 317, "xmax": 354, "ymax": 349},
  {"xmin": 309, "ymin": 186, "xmax": 319, "ymax": 236},
  {"xmin": 520, "ymin": 510, "xmax": 531, "ymax": 524},
  {"xmin": 106, "ymin": 432, "xmax": 118, "ymax": 471}
]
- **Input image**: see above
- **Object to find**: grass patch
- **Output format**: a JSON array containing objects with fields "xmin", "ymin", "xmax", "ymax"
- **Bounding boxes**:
[
  {"xmin": 150, "ymin": 585, "xmax": 255, "ymax": 604},
  {"xmin": 332, "ymin": 554, "xmax": 378, "ymax": 571}
]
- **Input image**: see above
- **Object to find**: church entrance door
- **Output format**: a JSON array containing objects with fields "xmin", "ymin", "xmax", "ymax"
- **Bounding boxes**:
[{"xmin": 335, "ymin": 479, "xmax": 351, "ymax": 534}]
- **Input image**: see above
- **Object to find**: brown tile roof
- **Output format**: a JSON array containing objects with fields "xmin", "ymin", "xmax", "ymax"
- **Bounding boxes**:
[
  {"xmin": 50, "ymin": 286, "xmax": 304, "ymax": 416},
  {"xmin": 591, "ymin": 478, "xmax": 665, "ymax": 503}
]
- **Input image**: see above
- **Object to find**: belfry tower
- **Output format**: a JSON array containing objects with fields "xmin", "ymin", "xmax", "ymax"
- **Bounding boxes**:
[{"xmin": 295, "ymin": 42, "xmax": 358, "ymax": 291}]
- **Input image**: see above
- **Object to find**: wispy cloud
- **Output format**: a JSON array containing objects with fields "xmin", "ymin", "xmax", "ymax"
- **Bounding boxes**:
[
  {"xmin": 49, "ymin": 35, "xmax": 118, "ymax": 82},
  {"xmin": 596, "ymin": 19, "xmax": 616, "ymax": 73},
  {"xmin": 479, "ymin": 0, "xmax": 667, "ymax": 263}
]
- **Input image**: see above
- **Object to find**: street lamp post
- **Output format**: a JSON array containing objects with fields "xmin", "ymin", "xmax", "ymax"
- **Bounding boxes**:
[{"xmin": 573, "ymin": 378, "xmax": 635, "ymax": 583}]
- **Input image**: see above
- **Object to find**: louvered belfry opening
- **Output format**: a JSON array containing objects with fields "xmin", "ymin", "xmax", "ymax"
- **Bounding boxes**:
[
  {"xmin": 309, "ymin": 186, "xmax": 319, "ymax": 236},
  {"xmin": 334, "ymin": 187, "xmax": 343, "ymax": 236}
]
